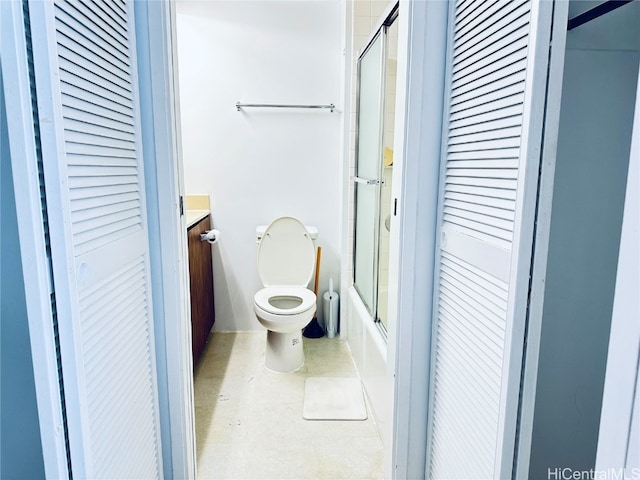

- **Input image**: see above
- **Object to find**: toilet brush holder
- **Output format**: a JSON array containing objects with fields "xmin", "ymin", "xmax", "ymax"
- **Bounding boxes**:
[{"xmin": 323, "ymin": 290, "xmax": 339, "ymax": 338}]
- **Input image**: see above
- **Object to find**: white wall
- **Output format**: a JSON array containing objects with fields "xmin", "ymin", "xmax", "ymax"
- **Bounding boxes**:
[
  {"xmin": 176, "ymin": 1, "xmax": 343, "ymax": 331},
  {"xmin": 528, "ymin": 2, "xmax": 640, "ymax": 477}
]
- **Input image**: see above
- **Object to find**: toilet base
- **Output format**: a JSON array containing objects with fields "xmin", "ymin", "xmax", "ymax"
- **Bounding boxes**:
[{"xmin": 265, "ymin": 329, "xmax": 304, "ymax": 373}]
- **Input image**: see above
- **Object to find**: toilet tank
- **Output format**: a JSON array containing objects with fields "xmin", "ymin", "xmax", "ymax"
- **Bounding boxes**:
[{"xmin": 256, "ymin": 224, "xmax": 318, "ymax": 243}]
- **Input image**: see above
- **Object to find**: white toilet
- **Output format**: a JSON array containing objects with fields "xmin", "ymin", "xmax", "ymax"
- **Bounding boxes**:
[{"xmin": 254, "ymin": 216, "xmax": 317, "ymax": 373}]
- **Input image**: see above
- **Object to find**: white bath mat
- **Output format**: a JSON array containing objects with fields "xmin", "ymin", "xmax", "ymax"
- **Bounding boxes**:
[{"xmin": 303, "ymin": 377, "xmax": 367, "ymax": 421}]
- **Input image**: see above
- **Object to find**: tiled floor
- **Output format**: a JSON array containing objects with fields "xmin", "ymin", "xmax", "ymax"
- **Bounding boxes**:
[{"xmin": 194, "ymin": 332, "xmax": 384, "ymax": 479}]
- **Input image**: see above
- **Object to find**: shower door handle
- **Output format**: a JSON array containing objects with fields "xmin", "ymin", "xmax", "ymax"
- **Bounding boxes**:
[{"xmin": 353, "ymin": 176, "xmax": 381, "ymax": 186}]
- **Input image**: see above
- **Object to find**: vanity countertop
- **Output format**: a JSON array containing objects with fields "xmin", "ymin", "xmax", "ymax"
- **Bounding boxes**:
[{"xmin": 186, "ymin": 209, "xmax": 210, "ymax": 229}]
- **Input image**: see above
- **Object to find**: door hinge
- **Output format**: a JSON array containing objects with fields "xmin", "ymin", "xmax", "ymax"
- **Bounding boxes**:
[{"xmin": 179, "ymin": 196, "xmax": 184, "ymax": 216}]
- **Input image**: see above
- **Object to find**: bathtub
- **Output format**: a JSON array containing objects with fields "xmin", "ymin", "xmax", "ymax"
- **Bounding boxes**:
[{"xmin": 344, "ymin": 286, "xmax": 393, "ymax": 449}]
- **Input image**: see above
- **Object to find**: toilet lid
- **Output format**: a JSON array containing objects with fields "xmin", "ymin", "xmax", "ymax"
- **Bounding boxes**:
[{"xmin": 257, "ymin": 217, "xmax": 315, "ymax": 286}]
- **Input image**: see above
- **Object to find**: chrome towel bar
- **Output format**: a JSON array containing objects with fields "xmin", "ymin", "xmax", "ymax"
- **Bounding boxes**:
[{"xmin": 236, "ymin": 102, "xmax": 335, "ymax": 112}]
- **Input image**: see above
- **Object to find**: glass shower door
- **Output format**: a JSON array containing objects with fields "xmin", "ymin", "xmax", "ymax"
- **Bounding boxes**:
[
  {"xmin": 353, "ymin": 5, "xmax": 398, "ymax": 332},
  {"xmin": 376, "ymin": 17, "xmax": 398, "ymax": 331},
  {"xmin": 353, "ymin": 32, "xmax": 384, "ymax": 315}
]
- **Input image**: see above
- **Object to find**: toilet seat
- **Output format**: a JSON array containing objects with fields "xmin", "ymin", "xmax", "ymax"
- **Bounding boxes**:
[{"xmin": 254, "ymin": 286, "xmax": 316, "ymax": 316}]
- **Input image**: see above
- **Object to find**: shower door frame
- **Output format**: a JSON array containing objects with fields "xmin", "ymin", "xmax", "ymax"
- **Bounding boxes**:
[{"xmin": 352, "ymin": 4, "xmax": 399, "ymax": 335}]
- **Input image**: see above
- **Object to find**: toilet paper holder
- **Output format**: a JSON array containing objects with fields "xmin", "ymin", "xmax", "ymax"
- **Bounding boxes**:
[{"xmin": 200, "ymin": 229, "xmax": 220, "ymax": 244}]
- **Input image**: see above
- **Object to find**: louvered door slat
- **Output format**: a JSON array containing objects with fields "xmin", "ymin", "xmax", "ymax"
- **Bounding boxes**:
[
  {"xmin": 454, "ymin": 22, "xmax": 529, "ymax": 80},
  {"xmin": 431, "ymin": 251, "xmax": 508, "ymax": 479},
  {"xmin": 439, "ymin": 284, "xmax": 506, "ymax": 341},
  {"xmin": 450, "ymin": 116, "xmax": 522, "ymax": 137},
  {"xmin": 54, "ymin": 5, "xmax": 130, "ymax": 70},
  {"xmin": 447, "ymin": 182, "xmax": 517, "ymax": 201},
  {"xmin": 429, "ymin": 1, "xmax": 552, "ymax": 477},
  {"xmin": 445, "ymin": 197, "xmax": 515, "ymax": 221},
  {"xmin": 438, "ymin": 292, "xmax": 505, "ymax": 351},
  {"xmin": 446, "ymin": 166, "xmax": 518, "ymax": 179},
  {"xmin": 454, "ymin": 0, "xmax": 491, "ymax": 28},
  {"xmin": 62, "ymin": 94, "xmax": 134, "ymax": 126},
  {"xmin": 441, "ymin": 252, "xmax": 509, "ymax": 299},
  {"xmin": 62, "ymin": 80, "xmax": 133, "ymax": 115},
  {"xmin": 452, "ymin": 69, "xmax": 526, "ymax": 104},
  {"xmin": 432, "ymin": 368, "xmax": 499, "ymax": 444},
  {"xmin": 68, "ymin": 173, "xmax": 138, "ymax": 189},
  {"xmin": 454, "ymin": 0, "xmax": 500, "ymax": 34},
  {"xmin": 434, "ymin": 337, "xmax": 502, "ymax": 419},
  {"xmin": 65, "ymin": 140, "xmax": 136, "ymax": 158},
  {"xmin": 433, "ymin": 389, "xmax": 497, "ymax": 455},
  {"xmin": 439, "ymin": 295, "xmax": 506, "ymax": 354},
  {"xmin": 62, "ymin": 105, "xmax": 135, "ymax": 134},
  {"xmin": 432, "ymin": 364, "xmax": 498, "ymax": 477},
  {"xmin": 60, "ymin": 68, "xmax": 132, "ymax": 109},
  {"xmin": 449, "ymin": 126, "xmax": 522, "ymax": 145},
  {"xmin": 451, "ymin": 75, "xmax": 526, "ymax": 111},
  {"xmin": 445, "ymin": 189, "xmax": 516, "ymax": 210},
  {"xmin": 74, "ymin": 221, "xmax": 139, "ymax": 256},
  {"xmin": 58, "ymin": 50, "xmax": 132, "ymax": 97},
  {"xmin": 73, "ymin": 209, "xmax": 139, "ymax": 234},
  {"xmin": 86, "ymin": 0, "xmax": 127, "ymax": 34},
  {"xmin": 71, "ymin": 199, "xmax": 139, "ymax": 224},
  {"xmin": 85, "ymin": 316, "xmax": 146, "ymax": 390},
  {"xmin": 448, "ymin": 148, "xmax": 520, "ymax": 160},
  {"xmin": 29, "ymin": 1, "xmax": 162, "ymax": 476},
  {"xmin": 432, "ymin": 372, "xmax": 498, "ymax": 453},
  {"xmin": 64, "ymin": 118, "xmax": 134, "ymax": 142},
  {"xmin": 445, "ymin": 204, "xmax": 514, "ymax": 232},
  {"xmin": 454, "ymin": 0, "xmax": 528, "ymax": 50},
  {"xmin": 54, "ymin": 23, "xmax": 129, "ymax": 84},
  {"xmin": 447, "ymin": 137, "xmax": 521, "ymax": 152},
  {"xmin": 104, "ymin": 2, "xmax": 126, "ymax": 25},
  {"xmin": 88, "ymin": 331, "xmax": 149, "ymax": 407},
  {"xmin": 80, "ymin": 265, "xmax": 141, "ymax": 320},
  {"xmin": 439, "ymin": 275, "xmax": 508, "ymax": 339},
  {"xmin": 437, "ymin": 306, "xmax": 503, "ymax": 377},
  {"xmin": 443, "ymin": 216, "xmax": 512, "ymax": 247},
  {"xmin": 432, "ymin": 356, "xmax": 499, "ymax": 435},
  {"xmin": 430, "ymin": 421, "xmax": 480, "ymax": 479},
  {"xmin": 65, "ymin": 133, "xmax": 135, "ymax": 152},
  {"xmin": 449, "ymin": 104, "xmax": 523, "ymax": 130},
  {"xmin": 446, "ymin": 175, "xmax": 516, "ymax": 190},
  {"xmin": 59, "ymin": 0, "xmax": 128, "ymax": 48},
  {"xmin": 66, "ymin": 152, "xmax": 137, "ymax": 167},
  {"xmin": 70, "ymin": 191, "xmax": 138, "ymax": 212},
  {"xmin": 446, "ymin": 157, "xmax": 519, "ymax": 168},
  {"xmin": 446, "ymin": 183, "xmax": 517, "ymax": 201},
  {"xmin": 68, "ymin": 183, "xmax": 139, "ymax": 201},
  {"xmin": 55, "ymin": 32, "xmax": 131, "ymax": 88},
  {"xmin": 439, "ymin": 282, "xmax": 507, "ymax": 348},
  {"xmin": 57, "ymin": 0, "xmax": 129, "ymax": 51},
  {"xmin": 68, "ymin": 165, "xmax": 138, "ymax": 178},
  {"xmin": 452, "ymin": 44, "xmax": 528, "ymax": 87},
  {"xmin": 450, "ymin": 100, "xmax": 524, "ymax": 130}
]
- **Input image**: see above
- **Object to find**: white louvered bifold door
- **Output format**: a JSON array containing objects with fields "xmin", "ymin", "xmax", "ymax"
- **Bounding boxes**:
[
  {"xmin": 427, "ymin": 1, "xmax": 553, "ymax": 478},
  {"xmin": 28, "ymin": 1, "xmax": 163, "ymax": 477}
]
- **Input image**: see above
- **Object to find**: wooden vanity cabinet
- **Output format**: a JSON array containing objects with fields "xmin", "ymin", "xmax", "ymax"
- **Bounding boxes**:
[{"xmin": 187, "ymin": 216, "xmax": 215, "ymax": 367}]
